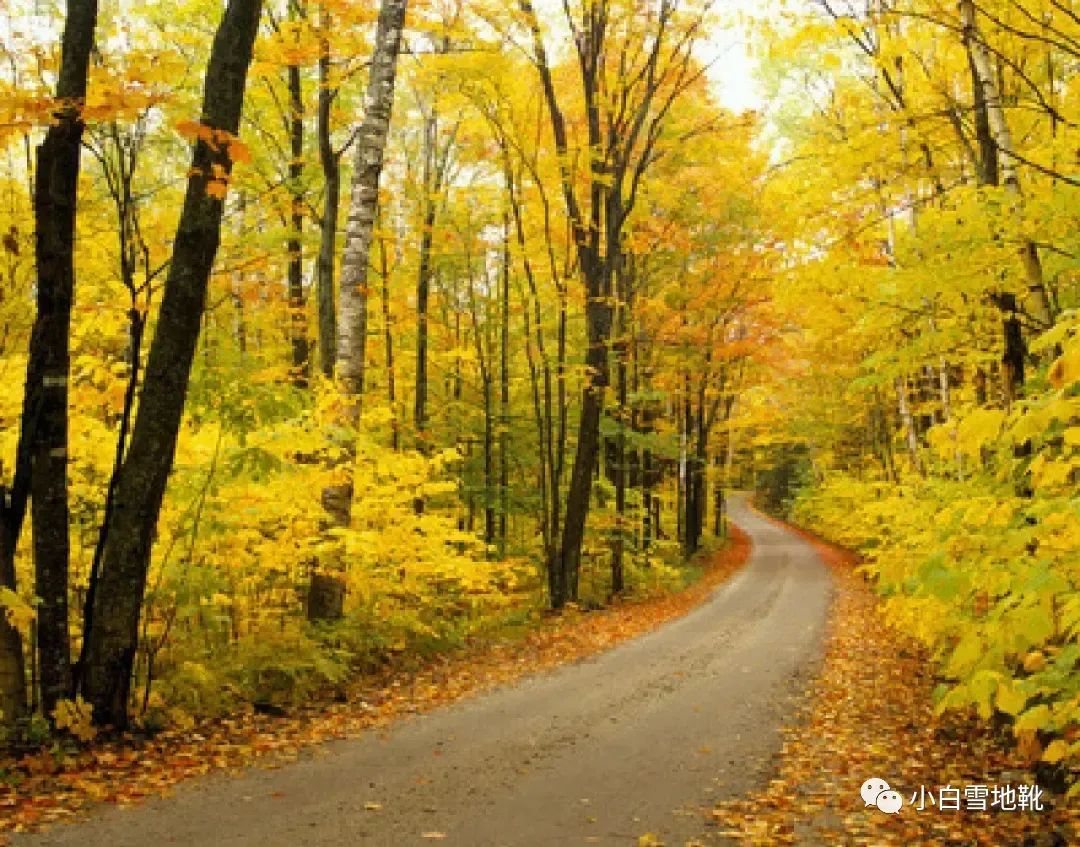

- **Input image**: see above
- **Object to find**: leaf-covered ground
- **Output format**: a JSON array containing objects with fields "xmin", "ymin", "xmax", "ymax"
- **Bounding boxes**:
[
  {"xmin": 0, "ymin": 528, "xmax": 750, "ymax": 839},
  {"xmin": 710, "ymin": 519, "xmax": 1079, "ymax": 846}
]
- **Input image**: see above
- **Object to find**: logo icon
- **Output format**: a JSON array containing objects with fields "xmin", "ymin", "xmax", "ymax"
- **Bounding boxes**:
[{"xmin": 861, "ymin": 777, "xmax": 903, "ymax": 814}]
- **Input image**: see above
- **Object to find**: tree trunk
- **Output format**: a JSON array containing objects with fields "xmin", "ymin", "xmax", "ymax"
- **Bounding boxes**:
[
  {"xmin": 413, "ymin": 199, "xmax": 434, "ymax": 439},
  {"xmin": 552, "ymin": 372, "xmax": 605, "ymax": 605},
  {"xmin": 315, "ymin": 4, "xmax": 339, "ymax": 380},
  {"xmin": 712, "ymin": 468, "xmax": 725, "ymax": 537},
  {"xmin": 465, "ymin": 247, "xmax": 496, "ymax": 548},
  {"xmin": 499, "ymin": 214, "xmax": 510, "ymax": 555},
  {"xmin": 377, "ymin": 221, "xmax": 399, "ymax": 449},
  {"xmin": 29, "ymin": 0, "xmax": 100, "ymax": 717},
  {"xmin": 78, "ymin": 0, "xmax": 263, "ymax": 728},
  {"xmin": 501, "ymin": 147, "xmax": 555, "ymax": 571},
  {"xmin": 960, "ymin": 0, "xmax": 1052, "ymax": 331},
  {"xmin": 519, "ymin": 0, "xmax": 687, "ymax": 607},
  {"xmin": 0, "ymin": 490, "xmax": 27, "ymax": 725},
  {"xmin": 286, "ymin": 56, "xmax": 308, "ymax": 385},
  {"xmin": 412, "ymin": 104, "xmax": 456, "ymax": 444},
  {"xmin": 685, "ymin": 377, "xmax": 709, "ymax": 556},
  {"xmin": 335, "ymin": 0, "xmax": 408, "ymax": 406},
  {"xmin": 610, "ymin": 271, "xmax": 634, "ymax": 594},
  {"xmin": 232, "ymin": 192, "xmax": 249, "ymax": 355},
  {"xmin": 313, "ymin": 0, "xmax": 408, "ymax": 618},
  {"xmin": 896, "ymin": 376, "xmax": 923, "ymax": 476},
  {"xmin": 966, "ymin": 49, "xmax": 998, "ymax": 186},
  {"xmin": 611, "ymin": 347, "xmax": 627, "ymax": 595}
]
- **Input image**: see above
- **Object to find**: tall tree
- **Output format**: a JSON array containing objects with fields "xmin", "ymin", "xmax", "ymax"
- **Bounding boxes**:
[
  {"xmin": 77, "ymin": 0, "xmax": 263, "ymax": 728},
  {"xmin": 312, "ymin": 0, "xmax": 409, "ymax": 617},
  {"xmin": 315, "ymin": 1, "xmax": 339, "ymax": 379},
  {"xmin": 334, "ymin": 0, "xmax": 409, "ymax": 408},
  {"xmin": 518, "ymin": 0, "xmax": 705, "ymax": 607},
  {"xmin": 285, "ymin": 0, "xmax": 309, "ymax": 385},
  {"xmin": 959, "ymin": 0, "xmax": 1053, "ymax": 402},
  {"xmin": 27, "ymin": 0, "xmax": 100, "ymax": 717}
]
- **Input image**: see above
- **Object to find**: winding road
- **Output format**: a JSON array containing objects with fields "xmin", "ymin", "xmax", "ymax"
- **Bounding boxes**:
[{"xmin": 18, "ymin": 497, "xmax": 832, "ymax": 846}]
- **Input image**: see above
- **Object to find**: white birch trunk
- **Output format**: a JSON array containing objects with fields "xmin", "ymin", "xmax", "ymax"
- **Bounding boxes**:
[
  {"xmin": 335, "ymin": 0, "xmax": 409, "ymax": 420},
  {"xmin": 960, "ymin": 0, "xmax": 1052, "ymax": 329}
]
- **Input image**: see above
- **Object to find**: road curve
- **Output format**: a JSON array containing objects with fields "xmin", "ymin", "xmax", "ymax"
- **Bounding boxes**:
[{"xmin": 18, "ymin": 497, "xmax": 832, "ymax": 847}]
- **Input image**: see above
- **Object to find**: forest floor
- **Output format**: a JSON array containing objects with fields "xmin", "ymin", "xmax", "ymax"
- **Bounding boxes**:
[{"xmin": 3, "ymin": 497, "xmax": 834, "ymax": 845}]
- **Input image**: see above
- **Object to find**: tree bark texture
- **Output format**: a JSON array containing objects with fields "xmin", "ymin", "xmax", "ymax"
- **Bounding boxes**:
[
  {"xmin": 27, "ymin": 0, "xmax": 100, "ymax": 718},
  {"xmin": 316, "ymin": 4, "xmax": 340, "ymax": 380},
  {"xmin": 312, "ymin": 0, "xmax": 409, "ymax": 619},
  {"xmin": 335, "ymin": 0, "xmax": 408, "ymax": 409},
  {"xmin": 78, "ymin": 0, "xmax": 263, "ymax": 728}
]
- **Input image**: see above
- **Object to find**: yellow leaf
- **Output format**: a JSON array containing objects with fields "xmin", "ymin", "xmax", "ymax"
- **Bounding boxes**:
[
  {"xmin": 52, "ymin": 695, "xmax": 97, "ymax": 742},
  {"xmin": 0, "ymin": 588, "xmax": 35, "ymax": 631},
  {"xmin": 995, "ymin": 683, "xmax": 1028, "ymax": 716},
  {"xmin": 1049, "ymin": 341, "xmax": 1080, "ymax": 389},
  {"xmin": 956, "ymin": 409, "xmax": 1006, "ymax": 457},
  {"xmin": 1042, "ymin": 739, "xmax": 1069, "ymax": 764}
]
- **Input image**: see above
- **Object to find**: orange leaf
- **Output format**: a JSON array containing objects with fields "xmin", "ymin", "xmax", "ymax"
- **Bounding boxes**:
[
  {"xmin": 228, "ymin": 138, "xmax": 252, "ymax": 164},
  {"xmin": 175, "ymin": 118, "xmax": 201, "ymax": 139}
]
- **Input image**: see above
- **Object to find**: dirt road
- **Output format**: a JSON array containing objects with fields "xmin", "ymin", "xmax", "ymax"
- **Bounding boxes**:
[{"xmin": 18, "ymin": 498, "xmax": 832, "ymax": 846}]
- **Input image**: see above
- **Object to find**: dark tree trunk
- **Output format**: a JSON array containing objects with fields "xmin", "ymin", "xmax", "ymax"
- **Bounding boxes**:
[
  {"xmin": 377, "ymin": 223, "xmax": 399, "ymax": 449},
  {"xmin": 0, "ymin": 491, "xmax": 27, "ymax": 724},
  {"xmin": 611, "ymin": 354, "xmax": 627, "ymax": 595},
  {"xmin": 551, "ymin": 291, "xmax": 610, "ymax": 603},
  {"xmin": 78, "ymin": 0, "xmax": 263, "ymax": 728},
  {"xmin": 414, "ymin": 201, "xmax": 434, "ymax": 438},
  {"xmin": 287, "ymin": 58, "xmax": 308, "ymax": 385},
  {"xmin": 712, "ymin": 473, "xmax": 725, "ymax": 537},
  {"xmin": 28, "ymin": 0, "xmax": 100, "ymax": 717},
  {"xmin": 483, "ymin": 376, "xmax": 496, "ymax": 547},
  {"xmin": 997, "ymin": 292, "xmax": 1025, "ymax": 404},
  {"xmin": 413, "ymin": 106, "xmax": 450, "ymax": 444},
  {"xmin": 499, "ymin": 215, "xmax": 510, "ymax": 555},
  {"xmin": 465, "ymin": 247, "xmax": 496, "ymax": 547},
  {"xmin": 685, "ymin": 378, "xmax": 709, "ymax": 555},
  {"xmin": 315, "ymin": 4, "xmax": 339, "ymax": 380}
]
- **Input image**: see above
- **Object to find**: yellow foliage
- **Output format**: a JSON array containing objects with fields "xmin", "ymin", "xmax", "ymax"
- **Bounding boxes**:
[
  {"xmin": 52, "ymin": 696, "xmax": 97, "ymax": 742},
  {"xmin": 0, "ymin": 588, "xmax": 35, "ymax": 632}
]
